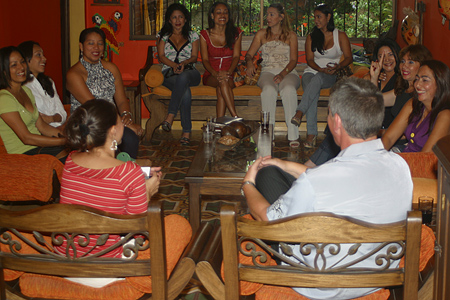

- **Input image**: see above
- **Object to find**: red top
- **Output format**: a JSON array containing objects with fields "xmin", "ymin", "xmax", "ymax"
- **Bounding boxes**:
[
  {"xmin": 200, "ymin": 28, "xmax": 242, "ymax": 84},
  {"xmin": 57, "ymin": 152, "xmax": 148, "ymax": 258}
]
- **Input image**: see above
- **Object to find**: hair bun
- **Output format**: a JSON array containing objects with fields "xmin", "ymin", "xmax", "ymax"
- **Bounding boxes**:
[{"xmin": 79, "ymin": 123, "xmax": 90, "ymax": 137}]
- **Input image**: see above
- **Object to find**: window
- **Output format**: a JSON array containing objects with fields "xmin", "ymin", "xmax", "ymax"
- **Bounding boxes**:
[{"xmin": 129, "ymin": 0, "xmax": 393, "ymax": 40}]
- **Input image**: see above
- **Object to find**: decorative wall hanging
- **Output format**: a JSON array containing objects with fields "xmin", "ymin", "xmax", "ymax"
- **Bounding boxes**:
[
  {"xmin": 438, "ymin": 0, "xmax": 450, "ymax": 27},
  {"xmin": 92, "ymin": 11, "xmax": 124, "ymax": 61},
  {"xmin": 401, "ymin": 7, "xmax": 421, "ymax": 45}
]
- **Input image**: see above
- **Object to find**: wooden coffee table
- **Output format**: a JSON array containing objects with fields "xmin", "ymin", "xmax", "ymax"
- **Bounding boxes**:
[{"xmin": 185, "ymin": 125, "xmax": 273, "ymax": 231}]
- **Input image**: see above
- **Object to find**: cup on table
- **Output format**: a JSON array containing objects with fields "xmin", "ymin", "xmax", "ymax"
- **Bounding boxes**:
[
  {"xmin": 206, "ymin": 116, "xmax": 215, "ymax": 132},
  {"xmin": 260, "ymin": 111, "xmax": 270, "ymax": 133},
  {"xmin": 418, "ymin": 196, "xmax": 434, "ymax": 225},
  {"xmin": 203, "ymin": 123, "xmax": 214, "ymax": 144}
]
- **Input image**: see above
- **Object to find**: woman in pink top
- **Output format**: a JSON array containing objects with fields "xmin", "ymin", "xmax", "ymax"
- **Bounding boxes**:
[{"xmin": 200, "ymin": 1, "xmax": 242, "ymax": 117}]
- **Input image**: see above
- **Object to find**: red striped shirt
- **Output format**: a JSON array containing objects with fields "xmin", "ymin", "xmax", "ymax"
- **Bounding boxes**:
[{"xmin": 57, "ymin": 152, "xmax": 148, "ymax": 258}]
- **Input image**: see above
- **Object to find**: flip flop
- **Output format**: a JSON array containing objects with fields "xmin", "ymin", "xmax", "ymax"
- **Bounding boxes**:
[
  {"xmin": 180, "ymin": 137, "xmax": 190, "ymax": 146},
  {"xmin": 161, "ymin": 121, "xmax": 171, "ymax": 132}
]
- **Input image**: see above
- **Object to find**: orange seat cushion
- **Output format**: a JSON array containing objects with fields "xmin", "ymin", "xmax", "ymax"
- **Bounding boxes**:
[
  {"xmin": 0, "ymin": 154, "xmax": 63, "ymax": 202},
  {"xmin": 398, "ymin": 152, "xmax": 438, "ymax": 179},
  {"xmin": 16, "ymin": 215, "xmax": 192, "ymax": 299}
]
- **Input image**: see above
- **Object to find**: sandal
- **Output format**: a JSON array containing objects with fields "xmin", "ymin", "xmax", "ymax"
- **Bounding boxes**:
[
  {"xmin": 161, "ymin": 121, "xmax": 171, "ymax": 132},
  {"xmin": 303, "ymin": 136, "xmax": 317, "ymax": 149},
  {"xmin": 291, "ymin": 116, "xmax": 301, "ymax": 127},
  {"xmin": 289, "ymin": 140, "xmax": 300, "ymax": 148},
  {"xmin": 179, "ymin": 137, "xmax": 190, "ymax": 146}
]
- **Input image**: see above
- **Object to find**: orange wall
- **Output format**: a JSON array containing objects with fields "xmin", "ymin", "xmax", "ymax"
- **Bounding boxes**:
[
  {"xmin": 396, "ymin": 0, "xmax": 450, "ymax": 67},
  {"xmin": 0, "ymin": 0, "xmax": 63, "ymax": 96}
]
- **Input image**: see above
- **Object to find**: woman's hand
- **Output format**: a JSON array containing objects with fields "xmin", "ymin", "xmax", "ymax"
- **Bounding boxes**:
[
  {"xmin": 145, "ymin": 168, "xmax": 162, "ymax": 198},
  {"xmin": 246, "ymin": 61, "xmax": 256, "ymax": 77},
  {"xmin": 273, "ymin": 73, "xmax": 285, "ymax": 84},
  {"xmin": 174, "ymin": 63, "xmax": 184, "ymax": 74},
  {"xmin": 216, "ymin": 70, "xmax": 230, "ymax": 82},
  {"xmin": 325, "ymin": 62, "xmax": 339, "ymax": 75},
  {"xmin": 370, "ymin": 52, "xmax": 384, "ymax": 82},
  {"xmin": 127, "ymin": 123, "xmax": 144, "ymax": 136}
]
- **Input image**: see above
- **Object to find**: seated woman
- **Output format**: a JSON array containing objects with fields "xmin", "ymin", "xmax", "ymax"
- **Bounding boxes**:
[
  {"xmin": 290, "ymin": 4, "xmax": 352, "ymax": 148},
  {"xmin": 0, "ymin": 46, "xmax": 66, "ymax": 160},
  {"xmin": 306, "ymin": 44, "xmax": 432, "ymax": 167},
  {"xmin": 157, "ymin": 3, "xmax": 201, "ymax": 146},
  {"xmin": 66, "ymin": 27, "xmax": 143, "ymax": 159},
  {"xmin": 382, "ymin": 60, "xmax": 450, "ymax": 153},
  {"xmin": 59, "ymin": 99, "xmax": 183, "ymax": 287},
  {"xmin": 18, "ymin": 41, "xmax": 67, "ymax": 128},
  {"xmin": 200, "ymin": 1, "xmax": 242, "ymax": 118},
  {"xmin": 245, "ymin": 3, "xmax": 300, "ymax": 146}
]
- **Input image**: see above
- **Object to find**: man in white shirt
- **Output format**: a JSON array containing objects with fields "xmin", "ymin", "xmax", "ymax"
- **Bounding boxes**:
[{"xmin": 241, "ymin": 77, "xmax": 413, "ymax": 299}]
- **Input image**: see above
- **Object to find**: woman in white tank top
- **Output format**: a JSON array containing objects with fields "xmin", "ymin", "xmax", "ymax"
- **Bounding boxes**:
[{"xmin": 291, "ymin": 4, "xmax": 352, "ymax": 148}]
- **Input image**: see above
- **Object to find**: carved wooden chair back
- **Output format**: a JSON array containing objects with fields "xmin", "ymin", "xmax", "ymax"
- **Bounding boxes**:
[
  {"xmin": 0, "ymin": 202, "xmax": 170, "ymax": 300},
  {"xmin": 220, "ymin": 205, "xmax": 422, "ymax": 300}
]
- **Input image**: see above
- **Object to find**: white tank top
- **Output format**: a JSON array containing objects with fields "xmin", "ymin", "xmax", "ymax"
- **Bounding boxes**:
[{"xmin": 304, "ymin": 28, "xmax": 343, "ymax": 75}]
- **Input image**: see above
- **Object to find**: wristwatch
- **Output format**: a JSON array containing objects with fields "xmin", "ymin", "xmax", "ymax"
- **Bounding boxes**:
[{"xmin": 241, "ymin": 181, "xmax": 256, "ymax": 196}]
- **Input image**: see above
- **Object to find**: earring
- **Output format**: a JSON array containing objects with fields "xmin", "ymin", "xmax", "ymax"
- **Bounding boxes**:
[
  {"xmin": 81, "ymin": 50, "xmax": 84, "ymax": 56},
  {"xmin": 110, "ymin": 139, "xmax": 118, "ymax": 151}
]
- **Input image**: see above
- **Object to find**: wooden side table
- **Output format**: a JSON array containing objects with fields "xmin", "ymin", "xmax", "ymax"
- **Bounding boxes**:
[{"xmin": 123, "ymin": 80, "xmax": 141, "ymax": 125}]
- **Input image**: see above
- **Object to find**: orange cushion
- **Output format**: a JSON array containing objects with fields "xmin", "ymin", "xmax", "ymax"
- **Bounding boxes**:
[
  {"xmin": 222, "ymin": 214, "xmax": 277, "ymax": 296},
  {"xmin": 399, "ymin": 224, "xmax": 435, "ymax": 272},
  {"xmin": 0, "ymin": 154, "xmax": 64, "ymax": 202},
  {"xmin": 20, "ymin": 274, "xmax": 144, "ymax": 300},
  {"xmin": 255, "ymin": 285, "xmax": 390, "ymax": 300},
  {"xmin": 398, "ymin": 152, "xmax": 438, "ymax": 179},
  {"xmin": 145, "ymin": 68, "xmax": 164, "ymax": 88},
  {"xmin": 1, "ymin": 232, "xmax": 53, "ymax": 281},
  {"xmin": 17, "ymin": 215, "xmax": 192, "ymax": 299}
]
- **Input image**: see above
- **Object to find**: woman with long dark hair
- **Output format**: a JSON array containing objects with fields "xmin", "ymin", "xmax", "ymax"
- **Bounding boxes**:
[
  {"xmin": 0, "ymin": 46, "xmax": 66, "ymax": 159},
  {"xmin": 66, "ymin": 27, "xmax": 142, "ymax": 159},
  {"xmin": 382, "ymin": 60, "xmax": 450, "ymax": 152},
  {"xmin": 18, "ymin": 41, "xmax": 67, "ymax": 127},
  {"xmin": 290, "ymin": 4, "xmax": 352, "ymax": 148},
  {"xmin": 245, "ymin": 3, "xmax": 300, "ymax": 146},
  {"xmin": 200, "ymin": 1, "xmax": 242, "ymax": 117},
  {"xmin": 157, "ymin": 3, "xmax": 200, "ymax": 146}
]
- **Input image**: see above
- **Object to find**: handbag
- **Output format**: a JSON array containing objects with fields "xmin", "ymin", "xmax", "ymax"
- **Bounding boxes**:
[
  {"xmin": 335, "ymin": 65, "xmax": 353, "ymax": 81},
  {"xmin": 233, "ymin": 58, "xmax": 262, "ymax": 87}
]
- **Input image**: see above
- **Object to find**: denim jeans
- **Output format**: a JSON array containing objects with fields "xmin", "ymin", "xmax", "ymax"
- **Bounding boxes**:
[
  {"xmin": 297, "ymin": 72, "xmax": 336, "ymax": 136},
  {"xmin": 162, "ymin": 68, "xmax": 201, "ymax": 133}
]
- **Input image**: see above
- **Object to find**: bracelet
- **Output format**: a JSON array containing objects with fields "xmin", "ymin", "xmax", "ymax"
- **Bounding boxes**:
[
  {"xmin": 121, "ymin": 111, "xmax": 132, "ymax": 118},
  {"xmin": 240, "ymin": 181, "xmax": 256, "ymax": 196}
]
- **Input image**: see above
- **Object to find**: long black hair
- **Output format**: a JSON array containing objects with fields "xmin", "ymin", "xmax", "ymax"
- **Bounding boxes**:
[
  {"xmin": 409, "ymin": 60, "xmax": 450, "ymax": 135},
  {"xmin": 159, "ymin": 3, "xmax": 191, "ymax": 41},
  {"xmin": 208, "ymin": 2, "xmax": 239, "ymax": 49},
  {"xmin": 18, "ymin": 41, "xmax": 55, "ymax": 98},
  {"xmin": 310, "ymin": 4, "xmax": 335, "ymax": 55}
]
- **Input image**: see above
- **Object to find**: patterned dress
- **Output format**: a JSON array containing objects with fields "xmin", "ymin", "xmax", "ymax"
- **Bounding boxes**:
[{"xmin": 70, "ymin": 57, "xmax": 115, "ymax": 113}]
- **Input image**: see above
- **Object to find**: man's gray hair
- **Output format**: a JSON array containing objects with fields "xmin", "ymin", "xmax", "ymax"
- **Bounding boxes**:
[{"xmin": 329, "ymin": 77, "xmax": 384, "ymax": 140}]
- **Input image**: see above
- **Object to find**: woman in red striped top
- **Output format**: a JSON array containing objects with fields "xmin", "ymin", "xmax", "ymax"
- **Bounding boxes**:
[{"xmin": 59, "ymin": 99, "xmax": 162, "ymax": 287}]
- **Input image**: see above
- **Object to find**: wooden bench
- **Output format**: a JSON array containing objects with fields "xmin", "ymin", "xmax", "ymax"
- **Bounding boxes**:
[{"xmin": 138, "ymin": 46, "xmax": 368, "ymax": 141}]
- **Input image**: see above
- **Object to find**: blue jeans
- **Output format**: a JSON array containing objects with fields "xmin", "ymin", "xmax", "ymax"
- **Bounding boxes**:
[
  {"xmin": 297, "ymin": 72, "xmax": 336, "ymax": 136},
  {"xmin": 162, "ymin": 68, "xmax": 201, "ymax": 133}
]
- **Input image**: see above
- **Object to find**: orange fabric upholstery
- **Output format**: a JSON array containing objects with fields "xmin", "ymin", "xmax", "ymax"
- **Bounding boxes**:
[
  {"xmin": 398, "ymin": 152, "xmax": 438, "ymax": 179},
  {"xmin": 17, "ymin": 214, "xmax": 192, "ymax": 299},
  {"xmin": 399, "ymin": 224, "xmax": 436, "ymax": 272},
  {"xmin": 0, "ymin": 154, "xmax": 63, "ymax": 202},
  {"xmin": 255, "ymin": 285, "xmax": 390, "ymax": 300},
  {"xmin": 1, "ymin": 232, "xmax": 53, "ymax": 281}
]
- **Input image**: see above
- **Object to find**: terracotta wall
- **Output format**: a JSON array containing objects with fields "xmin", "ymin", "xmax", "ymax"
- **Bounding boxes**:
[
  {"xmin": 0, "ymin": 0, "xmax": 63, "ymax": 96},
  {"xmin": 396, "ymin": 0, "xmax": 450, "ymax": 67}
]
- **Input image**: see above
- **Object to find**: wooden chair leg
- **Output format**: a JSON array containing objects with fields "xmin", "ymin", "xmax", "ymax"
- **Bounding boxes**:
[{"xmin": 142, "ymin": 94, "xmax": 166, "ymax": 142}]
